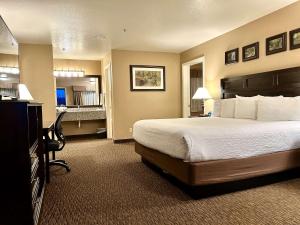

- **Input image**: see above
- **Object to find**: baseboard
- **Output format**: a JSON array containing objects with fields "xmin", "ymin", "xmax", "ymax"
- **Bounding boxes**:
[{"xmin": 113, "ymin": 138, "xmax": 134, "ymax": 144}]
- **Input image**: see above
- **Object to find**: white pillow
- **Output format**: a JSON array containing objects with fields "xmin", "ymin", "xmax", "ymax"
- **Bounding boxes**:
[
  {"xmin": 235, "ymin": 99, "xmax": 257, "ymax": 119},
  {"xmin": 257, "ymin": 97, "xmax": 300, "ymax": 121},
  {"xmin": 236, "ymin": 95, "xmax": 259, "ymax": 99},
  {"xmin": 212, "ymin": 99, "xmax": 221, "ymax": 117},
  {"xmin": 289, "ymin": 98, "xmax": 300, "ymax": 120},
  {"xmin": 257, "ymin": 95, "xmax": 283, "ymax": 99},
  {"xmin": 220, "ymin": 99, "xmax": 236, "ymax": 118}
]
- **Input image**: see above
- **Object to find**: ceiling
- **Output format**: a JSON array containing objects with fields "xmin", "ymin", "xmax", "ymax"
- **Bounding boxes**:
[{"xmin": 0, "ymin": 0, "xmax": 297, "ymax": 60}]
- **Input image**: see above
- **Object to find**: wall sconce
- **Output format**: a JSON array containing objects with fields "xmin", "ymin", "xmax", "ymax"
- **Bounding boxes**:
[{"xmin": 53, "ymin": 70, "xmax": 85, "ymax": 77}]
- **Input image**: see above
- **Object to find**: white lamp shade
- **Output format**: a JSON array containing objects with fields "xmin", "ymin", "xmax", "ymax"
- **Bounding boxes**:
[
  {"xmin": 192, "ymin": 87, "xmax": 211, "ymax": 100},
  {"xmin": 18, "ymin": 84, "xmax": 34, "ymax": 101}
]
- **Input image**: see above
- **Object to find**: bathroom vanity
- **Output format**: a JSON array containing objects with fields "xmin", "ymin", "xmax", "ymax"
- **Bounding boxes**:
[
  {"xmin": 57, "ymin": 107, "xmax": 106, "ymax": 137},
  {"xmin": 55, "ymin": 75, "xmax": 106, "ymax": 137}
]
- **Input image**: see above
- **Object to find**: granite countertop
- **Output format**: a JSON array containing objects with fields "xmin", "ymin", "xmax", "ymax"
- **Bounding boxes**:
[{"xmin": 56, "ymin": 107, "xmax": 106, "ymax": 121}]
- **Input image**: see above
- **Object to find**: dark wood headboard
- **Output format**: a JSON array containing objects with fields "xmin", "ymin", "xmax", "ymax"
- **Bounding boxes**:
[{"xmin": 221, "ymin": 66, "xmax": 300, "ymax": 99}]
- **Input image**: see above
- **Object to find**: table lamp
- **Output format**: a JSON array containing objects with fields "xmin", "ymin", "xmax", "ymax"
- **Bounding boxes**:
[
  {"xmin": 18, "ymin": 84, "xmax": 34, "ymax": 101},
  {"xmin": 192, "ymin": 87, "xmax": 211, "ymax": 115}
]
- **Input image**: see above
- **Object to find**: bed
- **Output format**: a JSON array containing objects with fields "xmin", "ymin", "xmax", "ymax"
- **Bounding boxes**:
[{"xmin": 134, "ymin": 66, "xmax": 300, "ymax": 193}]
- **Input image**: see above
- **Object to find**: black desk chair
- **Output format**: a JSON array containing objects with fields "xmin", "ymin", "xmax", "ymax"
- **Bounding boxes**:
[{"xmin": 47, "ymin": 111, "xmax": 71, "ymax": 172}]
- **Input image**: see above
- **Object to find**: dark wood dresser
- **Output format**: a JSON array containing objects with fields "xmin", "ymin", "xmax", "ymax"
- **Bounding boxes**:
[{"xmin": 0, "ymin": 101, "xmax": 45, "ymax": 225}]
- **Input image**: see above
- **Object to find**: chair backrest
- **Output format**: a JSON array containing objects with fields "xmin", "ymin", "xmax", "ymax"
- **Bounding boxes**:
[{"xmin": 55, "ymin": 111, "xmax": 67, "ymax": 149}]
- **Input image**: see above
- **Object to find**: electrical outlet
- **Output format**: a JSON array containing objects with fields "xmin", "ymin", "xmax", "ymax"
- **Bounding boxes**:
[{"xmin": 129, "ymin": 128, "xmax": 133, "ymax": 133}]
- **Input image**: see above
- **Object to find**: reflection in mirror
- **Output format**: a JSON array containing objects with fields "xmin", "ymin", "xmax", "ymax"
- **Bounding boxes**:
[
  {"xmin": 55, "ymin": 76, "xmax": 101, "ymax": 106},
  {"xmin": 0, "ymin": 16, "xmax": 19, "ymax": 99}
]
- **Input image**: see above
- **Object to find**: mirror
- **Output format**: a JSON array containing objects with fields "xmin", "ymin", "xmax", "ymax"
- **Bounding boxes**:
[
  {"xmin": 0, "ymin": 16, "xmax": 19, "ymax": 99},
  {"xmin": 55, "ymin": 75, "xmax": 101, "ymax": 107}
]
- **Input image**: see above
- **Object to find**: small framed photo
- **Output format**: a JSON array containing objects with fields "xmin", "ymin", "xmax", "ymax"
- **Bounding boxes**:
[
  {"xmin": 290, "ymin": 28, "xmax": 300, "ymax": 50},
  {"xmin": 242, "ymin": 42, "xmax": 259, "ymax": 62},
  {"xmin": 225, "ymin": 48, "xmax": 239, "ymax": 65},
  {"xmin": 130, "ymin": 65, "xmax": 165, "ymax": 91},
  {"xmin": 266, "ymin": 32, "xmax": 287, "ymax": 55}
]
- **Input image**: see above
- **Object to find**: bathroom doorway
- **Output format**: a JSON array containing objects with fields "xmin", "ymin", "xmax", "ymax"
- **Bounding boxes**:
[
  {"xmin": 189, "ymin": 63, "xmax": 203, "ymax": 116},
  {"xmin": 181, "ymin": 56, "xmax": 205, "ymax": 118}
]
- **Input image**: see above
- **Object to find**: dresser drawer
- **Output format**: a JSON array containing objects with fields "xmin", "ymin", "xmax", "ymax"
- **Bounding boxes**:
[
  {"xmin": 32, "ymin": 177, "xmax": 40, "ymax": 207},
  {"xmin": 31, "ymin": 157, "xmax": 39, "ymax": 182}
]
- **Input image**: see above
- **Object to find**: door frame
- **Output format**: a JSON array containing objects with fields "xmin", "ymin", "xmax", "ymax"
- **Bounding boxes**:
[{"xmin": 182, "ymin": 56, "xmax": 205, "ymax": 118}]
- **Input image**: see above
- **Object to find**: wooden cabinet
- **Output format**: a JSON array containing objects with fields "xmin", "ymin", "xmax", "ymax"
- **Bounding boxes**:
[{"xmin": 0, "ymin": 101, "xmax": 45, "ymax": 225}]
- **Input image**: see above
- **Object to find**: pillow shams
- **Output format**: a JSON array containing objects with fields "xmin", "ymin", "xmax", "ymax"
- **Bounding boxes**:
[
  {"xmin": 212, "ymin": 99, "xmax": 221, "ymax": 117},
  {"xmin": 220, "ymin": 99, "xmax": 236, "ymax": 118},
  {"xmin": 235, "ymin": 99, "xmax": 257, "ymax": 119},
  {"xmin": 257, "ymin": 98, "xmax": 300, "ymax": 121}
]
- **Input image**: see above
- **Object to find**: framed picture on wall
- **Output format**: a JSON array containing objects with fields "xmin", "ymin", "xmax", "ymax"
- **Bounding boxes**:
[
  {"xmin": 266, "ymin": 32, "xmax": 287, "ymax": 55},
  {"xmin": 290, "ymin": 28, "xmax": 300, "ymax": 50},
  {"xmin": 225, "ymin": 48, "xmax": 239, "ymax": 65},
  {"xmin": 242, "ymin": 42, "xmax": 259, "ymax": 62},
  {"xmin": 130, "ymin": 65, "xmax": 165, "ymax": 91}
]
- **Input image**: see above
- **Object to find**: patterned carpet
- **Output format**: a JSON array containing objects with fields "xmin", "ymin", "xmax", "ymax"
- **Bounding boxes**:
[{"xmin": 40, "ymin": 139, "xmax": 300, "ymax": 225}]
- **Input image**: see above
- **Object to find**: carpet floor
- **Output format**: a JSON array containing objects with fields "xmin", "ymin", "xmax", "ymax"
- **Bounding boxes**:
[{"xmin": 40, "ymin": 139, "xmax": 300, "ymax": 225}]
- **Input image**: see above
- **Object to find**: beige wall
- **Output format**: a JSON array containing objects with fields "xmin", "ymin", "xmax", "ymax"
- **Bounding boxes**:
[
  {"xmin": 111, "ymin": 50, "xmax": 181, "ymax": 140},
  {"xmin": 19, "ymin": 44, "xmax": 56, "ymax": 122},
  {"xmin": 181, "ymin": 1, "xmax": 300, "ymax": 104},
  {"xmin": 54, "ymin": 58, "xmax": 101, "ymax": 75},
  {"xmin": 0, "ymin": 53, "xmax": 18, "ymax": 67}
]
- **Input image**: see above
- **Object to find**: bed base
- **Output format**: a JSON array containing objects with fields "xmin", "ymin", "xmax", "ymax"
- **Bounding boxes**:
[
  {"xmin": 135, "ymin": 142, "xmax": 300, "ymax": 198},
  {"xmin": 141, "ymin": 157, "xmax": 300, "ymax": 199}
]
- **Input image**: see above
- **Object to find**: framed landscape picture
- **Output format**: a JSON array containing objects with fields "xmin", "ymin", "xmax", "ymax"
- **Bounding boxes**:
[
  {"xmin": 225, "ymin": 48, "xmax": 239, "ymax": 65},
  {"xmin": 242, "ymin": 42, "xmax": 259, "ymax": 62},
  {"xmin": 130, "ymin": 65, "xmax": 165, "ymax": 91},
  {"xmin": 266, "ymin": 32, "xmax": 287, "ymax": 55},
  {"xmin": 290, "ymin": 28, "xmax": 300, "ymax": 50}
]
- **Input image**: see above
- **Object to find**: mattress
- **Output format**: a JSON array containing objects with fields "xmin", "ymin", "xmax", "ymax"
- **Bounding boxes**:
[{"xmin": 133, "ymin": 117, "xmax": 300, "ymax": 162}]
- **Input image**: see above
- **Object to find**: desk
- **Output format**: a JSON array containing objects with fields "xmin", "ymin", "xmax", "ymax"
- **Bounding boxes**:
[{"xmin": 43, "ymin": 121, "xmax": 55, "ymax": 183}]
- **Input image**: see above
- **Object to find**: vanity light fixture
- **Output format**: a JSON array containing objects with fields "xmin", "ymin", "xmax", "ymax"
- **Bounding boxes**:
[
  {"xmin": 53, "ymin": 70, "xmax": 85, "ymax": 77},
  {"xmin": 0, "ymin": 74, "xmax": 8, "ymax": 78},
  {"xmin": 0, "ymin": 66, "xmax": 19, "ymax": 75}
]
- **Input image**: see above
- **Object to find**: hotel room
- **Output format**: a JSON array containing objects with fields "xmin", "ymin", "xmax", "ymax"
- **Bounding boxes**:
[{"xmin": 1, "ymin": 0, "xmax": 300, "ymax": 224}]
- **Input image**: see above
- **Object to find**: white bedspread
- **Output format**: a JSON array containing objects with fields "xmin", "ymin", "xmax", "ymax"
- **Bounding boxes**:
[{"xmin": 133, "ymin": 117, "xmax": 300, "ymax": 162}]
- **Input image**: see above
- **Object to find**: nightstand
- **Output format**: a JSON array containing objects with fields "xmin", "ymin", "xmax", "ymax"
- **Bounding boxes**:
[
  {"xmin": 199, "ymin": 114, "xmax": 210, "ymax": 117},
  {"xmin": 189, "ymin": 114, "xmax": 210, "ymax": 118}
]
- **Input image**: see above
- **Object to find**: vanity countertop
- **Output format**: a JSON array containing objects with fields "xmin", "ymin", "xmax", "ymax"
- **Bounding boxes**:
[{"xmin": 56, "ymin": 107, "xmax": 106, "ymax": 121}]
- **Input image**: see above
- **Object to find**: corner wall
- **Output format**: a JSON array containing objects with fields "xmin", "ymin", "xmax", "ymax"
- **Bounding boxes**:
[
  {"xmin": 0, "ymin": 53, "xmax": 18, "ymax": 67},
  {"xmin": 181, "ymin": 1, "xmax": 300, "ymax": 102},
  {"xmin": 19, "ymin": 44, "xmax": 56, "ymax": 122},
  {"xmin": 111, "ymin": 50, "xmax": 181, "ymax": 140}
]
